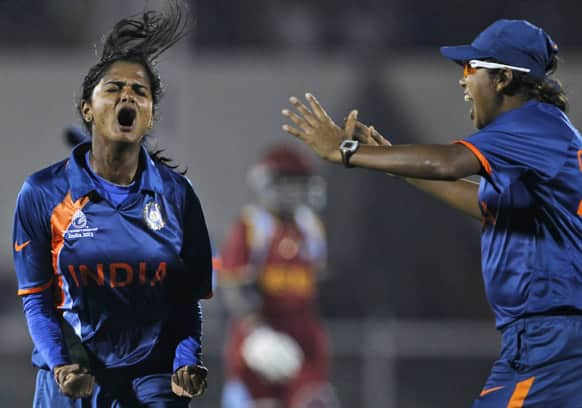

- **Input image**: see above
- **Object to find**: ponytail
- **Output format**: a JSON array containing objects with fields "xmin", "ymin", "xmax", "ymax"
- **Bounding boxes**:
[{"xmin": 495, "ymin": 56, "xmax": 568, "ymax": 112}]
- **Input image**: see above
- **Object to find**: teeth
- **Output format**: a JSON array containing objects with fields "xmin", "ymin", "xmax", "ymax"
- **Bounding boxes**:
[{"xmin": 464, "ymin": 94, "xmax": 473, "ymax": 102}]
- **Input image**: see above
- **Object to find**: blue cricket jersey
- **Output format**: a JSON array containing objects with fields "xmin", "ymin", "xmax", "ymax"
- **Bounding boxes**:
[
  {"xmin": 456, "ymin": 101, "xmax": 582, "ymax": 328},
  {"xmin": 13, "ymin": 143, "xmax": 212, "ymax": 369}
]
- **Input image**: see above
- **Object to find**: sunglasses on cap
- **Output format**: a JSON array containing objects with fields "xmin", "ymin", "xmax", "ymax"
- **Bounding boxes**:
[{"xmin": 462, "ymin": 59, "xmax": 531, "ymax": 78}]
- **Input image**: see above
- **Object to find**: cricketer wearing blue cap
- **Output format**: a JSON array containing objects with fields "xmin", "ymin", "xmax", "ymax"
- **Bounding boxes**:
[
  {"xmin": 440, "ymin": 19, "xmax": 559, "ymax": 79},
  {"xmin": 282, "ymin": 19, "xmax": 582, "ymax": 407},
  {"xmin": 441, "ymin": 20, "xmax": 582, "ymax": 407}
]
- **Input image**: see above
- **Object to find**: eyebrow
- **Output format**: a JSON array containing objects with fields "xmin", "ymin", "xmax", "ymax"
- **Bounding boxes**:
[{"xmin": 105, "ymin": 80, "xmax": 150, "ymax": 90}]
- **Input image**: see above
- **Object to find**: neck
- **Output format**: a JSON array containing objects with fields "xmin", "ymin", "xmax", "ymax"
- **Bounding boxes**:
[
  {"xmin": 90, "ymin": 138, "xmax": 141, "ymax": 185},
  {"xmin": 499, "ymin": 94, "xmax": 530, "ymax": 116}
]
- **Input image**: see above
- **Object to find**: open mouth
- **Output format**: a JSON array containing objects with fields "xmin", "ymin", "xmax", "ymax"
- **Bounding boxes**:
[
  {"xmin": 464, "ymin": 93, "xmax": 475, "ymax": 121},
  {"xmin": 117, "ymin": 107, "xmax": 136, "ymax": 130}
]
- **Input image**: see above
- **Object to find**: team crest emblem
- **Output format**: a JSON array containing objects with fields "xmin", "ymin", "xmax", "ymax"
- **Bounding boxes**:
[{"xmin": 144, "ymin": 202, "xmax": 165, "ymax": 231}]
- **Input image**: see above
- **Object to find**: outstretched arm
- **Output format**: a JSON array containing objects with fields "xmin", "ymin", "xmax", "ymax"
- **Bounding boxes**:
[
  {"xmin": 354, "ymin": 123, "xmax": 482, "ymax": 220},
  {"xmin": 346, "ymin": 143, "xmax": 480, "ymax": 180},
  {"xmin": 282, "ymin": 93, "xmax": 481, "ymax": 179},
  {"xmin": 282, "ymin": 94, "xmax": 483, "ymax": 219},
  {"xmin": 405, "ymin": 178, "xmax": 481, "ymax": 220}
]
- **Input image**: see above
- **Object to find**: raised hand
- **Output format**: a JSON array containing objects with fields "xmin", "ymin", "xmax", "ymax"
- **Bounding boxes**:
[{"xmin": 282, "ymin": 93, "xmax": 358, "ymax": 163}]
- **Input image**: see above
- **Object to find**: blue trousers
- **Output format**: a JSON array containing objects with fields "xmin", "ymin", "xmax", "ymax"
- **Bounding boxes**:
[
  {"xmin": 472, "ymin": 315, "xmax": 582, "ymax": 407},
  {"xmin": 33, "ymin": 368, "xmax": 191, "ymax": 407}
]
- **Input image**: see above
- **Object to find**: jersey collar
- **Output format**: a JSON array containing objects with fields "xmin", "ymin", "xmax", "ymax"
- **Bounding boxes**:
[
  {"xmin": 138, "ymin": 147, "xmax": 164, "ymax": 195},
  {"xmin": 67, "ymin": 142, "xmax": 164, "ymax": 201}
]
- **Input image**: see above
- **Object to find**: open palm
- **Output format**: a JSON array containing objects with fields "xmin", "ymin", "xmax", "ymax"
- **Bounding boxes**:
[{"xmin": 282, "ymin": 93, "xmax": 357, "ymax": 163}]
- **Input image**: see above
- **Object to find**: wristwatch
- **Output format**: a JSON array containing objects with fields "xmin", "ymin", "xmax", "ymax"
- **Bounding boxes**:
[{"xmin": 339, "ymin": 139, "xmax": 360, "ymax": 168}]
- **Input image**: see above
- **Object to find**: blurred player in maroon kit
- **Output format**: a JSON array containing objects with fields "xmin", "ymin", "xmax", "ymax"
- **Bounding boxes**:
[{"xmin": 219, "ymin": 144, "xmax": 338, "ymax": 408}]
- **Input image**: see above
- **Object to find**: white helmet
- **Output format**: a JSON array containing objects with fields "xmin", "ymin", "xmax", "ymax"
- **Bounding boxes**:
[{"xmin": 247, "ymin": 144, "xmax": 326, "ymax": 213}]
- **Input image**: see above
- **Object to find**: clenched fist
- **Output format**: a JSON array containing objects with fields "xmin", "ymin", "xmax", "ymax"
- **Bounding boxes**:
[
  {"xmin": 53, "ymin": 363, "xmax": 95, "ymax": 398},
  {"xmin": 171, "ymin": 365, "xmax": 208, "ymax": 398}
]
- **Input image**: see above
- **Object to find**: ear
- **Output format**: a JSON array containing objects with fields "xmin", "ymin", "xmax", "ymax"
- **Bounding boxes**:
[
  {"xmin": 495, "ymin": 69, "xmax": 514, "ymax": 92},
  {"xmin": 81, "ymin": 101, "xmax": 93, "ymax": 124}
]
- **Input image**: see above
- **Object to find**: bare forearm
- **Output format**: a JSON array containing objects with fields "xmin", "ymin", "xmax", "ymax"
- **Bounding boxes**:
[
  {"xmin": 336, "ymin": 143, "xmax": 482, "ymax": 218},
  {"xmin": 345, "ymin": 144, "xmax": 480, "ymax": 180},
  {"xmin": 405, "ymin": 177, "xmax": 482, "ymax": 220}
]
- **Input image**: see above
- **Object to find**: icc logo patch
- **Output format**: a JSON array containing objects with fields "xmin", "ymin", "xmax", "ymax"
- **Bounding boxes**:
[
  {"xmin": 66, "ymin": 209, "xmax": 98, "ymax": 239},
  {"xmin": 144, "ymin": 201, "xmax": 165, "ymax": 231},
  {"xmin": 71, "ymin": 209, "xmax": 88, "ymax": 229}
]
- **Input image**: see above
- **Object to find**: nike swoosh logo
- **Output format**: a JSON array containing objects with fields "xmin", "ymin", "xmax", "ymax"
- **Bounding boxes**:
[
  {"xmin": 14, "ymin": 240, "xmax": 31, "ymax": 252},
  {"xmin": 480, "ymin": 386, "xmax": 505, "ymax": 397}
]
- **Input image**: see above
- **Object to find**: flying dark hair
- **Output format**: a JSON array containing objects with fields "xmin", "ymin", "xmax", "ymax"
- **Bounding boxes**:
[
  {"xmin": 490, "ymin": 56, "xmax": 569, "ymax": 113},
  {"xmin": 78, "ymin": 0, "xmax": 190, "ymax": 171}
]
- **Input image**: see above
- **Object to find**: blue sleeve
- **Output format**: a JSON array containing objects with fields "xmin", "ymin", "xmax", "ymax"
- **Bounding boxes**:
[
  {"xmin": 459, "ymin": 127, "xmax": 570, "ymax": 192},
  {"xmin": 181, "ymin": 180, "xmax": 213, "ymax": 300},
  {"xmin": 173, "ymin": 301, "xmax": 203, "ymax": 371},
  {"xmin": 22, "ymin": 292, "xmax": 70, "ymax": 370},
  {"xmin": 13, "ymin": 181, "xmax": 54, "ymax": 295}
]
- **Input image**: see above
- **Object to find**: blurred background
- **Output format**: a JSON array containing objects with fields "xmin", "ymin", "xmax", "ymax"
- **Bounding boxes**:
[{"xmin": 0, "ymin": 0, "xmax": 581, "ymax": 407}]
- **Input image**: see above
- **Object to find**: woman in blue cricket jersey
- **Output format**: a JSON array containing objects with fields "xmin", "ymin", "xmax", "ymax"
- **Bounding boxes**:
[
  {"xmin": 12, "ymin": 1, "xmax": 212, "ymax": 407},
  {"xmin": 282, "ymin": 19, "xmax": 582, "ymax": 407}
]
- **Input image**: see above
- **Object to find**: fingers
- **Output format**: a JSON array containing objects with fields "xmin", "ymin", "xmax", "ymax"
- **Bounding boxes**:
[
  {"xmin": 354, "ymin": 121, "xmax": 373, "ymax": 144},
  {"xmin": 282, "ymin": 94, "xmax": 345, "ymax": 161},
  {"xmin": 281, "ymin": 95, "xmax": 318, "ymax": 140},
  {"xmin": 344, "ymin": 110, "xmax": 359, "ymax": 140},
  {"xmin": 54, "ymin": 363, "xmax": 94, "ymax": 398},
  {"xmin": 370, "ymin": 126, "xmax": 392, "ymax": 146},
  {"xmin": 171, "ymin": 366, "xmax": 207, "ymax": 398},
  {"xmin": 54, "ymin": 366, "xmax": 68, "ymax": 385},
  {"xmin": 353, "ymin": 121, "xmax": 392, "ymax": 147},
  {"xmin": 305, "ymin": 93, "xmax": 332, "ymax": 121},
  {"xmin": 355, "ymin": 121, "xmax": 369, "ymax": 132},
  {"xmin": 177, "ymin": 370, "xmax": 194, "ymax": 398},
  {"xmin": 60, "ymin": 373, "xmax": 94, "ymax": 398},
  {"xmin": 288, "ymin": 96, "xmax": 318, "ymax": 127},
  {"xmin": 184, "ymin": 366, "xmax": 207, "ymax": 397},
  {"xmin": 281, "ymin": 124, "xmax": 304, "ymax": 140},
  {"xmin": 178, "ymin": 369, "xmax": 191, "ymax": 393},
  {"xmin": 171, "ymin": 375, "xmax": 193, "ymax": 398},
  {"xmin": 281, "ymin": 109, "xmax": 310, "ymax": 132}
]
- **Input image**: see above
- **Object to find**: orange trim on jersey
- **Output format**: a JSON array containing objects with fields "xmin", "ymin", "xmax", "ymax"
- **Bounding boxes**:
[
  {"xmin": 480, "ymin": 200, "xmax": 497, "ymax": 226},
  {"xmin": 577, "ymin": 149, "xmax": 582, "ymax": 171},
  {"xmin": 50, "ymin": 192, "xmax": 90, "ymax": 307},
  {"xmin": 454, "ymin": 140, "xmax": 492, "ymax": 175},
  {"xmin": 480, "ymin": 385, "xmax": 505, "ymax": 397},
  {"xmin": 17, "ymin": 278, "xmax": 54, "ymax": 296},
  {"xmin": 56, "ymin": 275, "xmax": 66, "ymax": 308},
  {"xmin": 506, "ymin": 377, "xmax": 535, "ymax": 408},
  {"xmin": 212, "ymin": 257, "xmax": 222, "ymax": 271},
  {"xmin": 578, "ymin": 200, "xmax": 582, "ymax": 216}
]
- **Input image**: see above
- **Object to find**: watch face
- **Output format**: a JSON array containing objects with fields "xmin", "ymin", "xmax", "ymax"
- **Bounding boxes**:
[{"xmin": 340, "ymin": 140, "xmax": 358, "ymax": 151}]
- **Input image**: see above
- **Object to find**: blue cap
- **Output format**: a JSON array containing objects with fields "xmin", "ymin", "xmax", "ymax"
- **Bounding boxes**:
[{"xmin": 440, "ymin": 19, "xmax": 559, "ymax": 79}]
